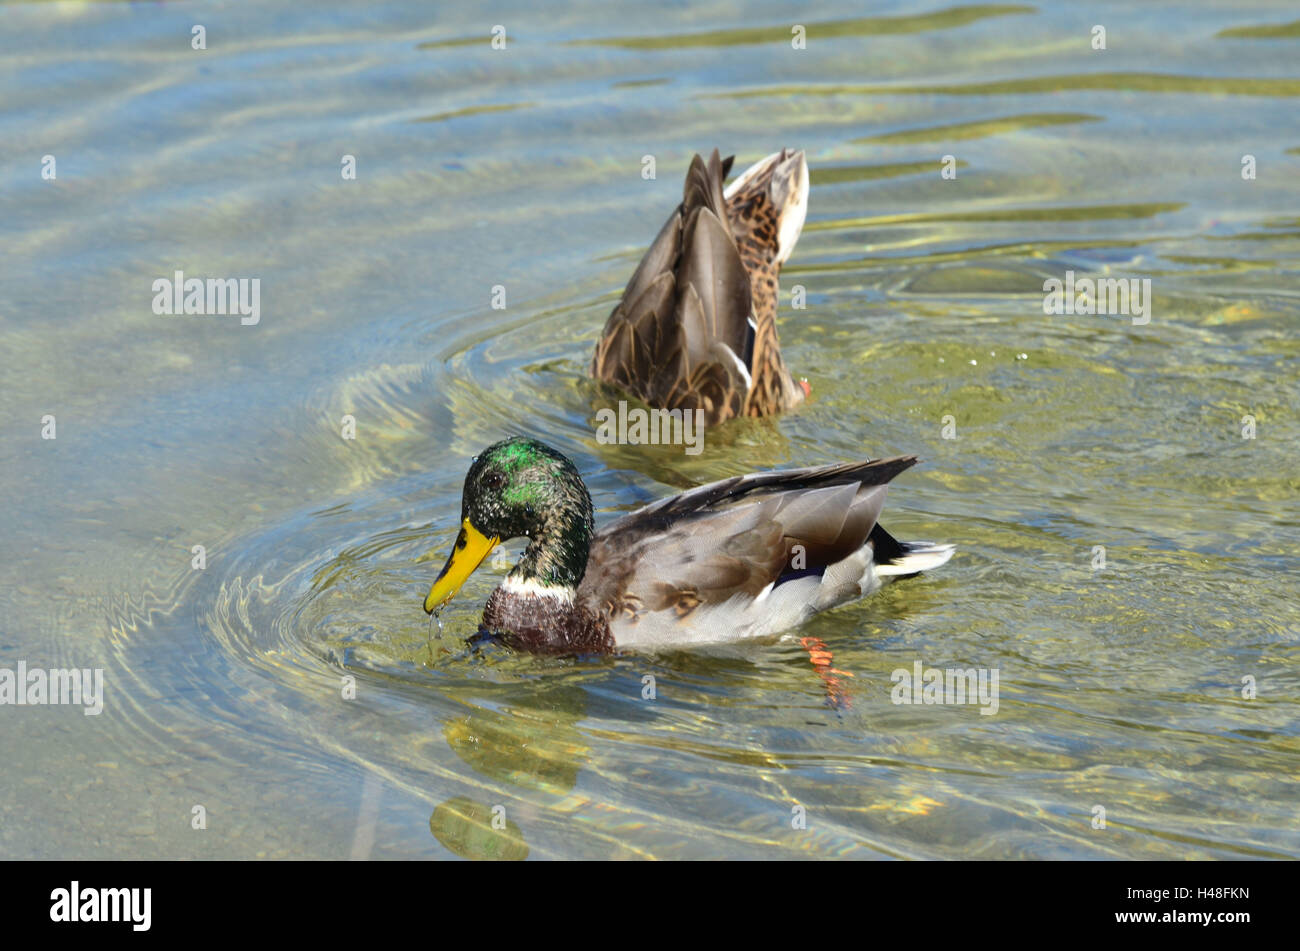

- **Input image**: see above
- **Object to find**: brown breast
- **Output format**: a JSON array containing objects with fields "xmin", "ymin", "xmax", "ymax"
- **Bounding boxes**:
[{"xmin": 482, "ymin": 587, "xmax": 615, "ymax": 654}]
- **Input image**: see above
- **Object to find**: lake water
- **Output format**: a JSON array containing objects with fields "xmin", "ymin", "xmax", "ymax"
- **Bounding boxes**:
[{"xmin": 2, "ymin": 0, "xmax": 1297, "ymax": 859}]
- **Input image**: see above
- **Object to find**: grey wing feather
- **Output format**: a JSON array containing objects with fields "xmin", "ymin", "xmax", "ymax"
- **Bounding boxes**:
[{"xmin": 579, "ymin": 456, "xmax": 917, "ymax": 618}]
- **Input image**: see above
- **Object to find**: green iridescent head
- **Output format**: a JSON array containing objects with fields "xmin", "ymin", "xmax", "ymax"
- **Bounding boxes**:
[
  {"xmin": 461, "ymin": 438, "xmax": 591, "ymax": 543},
  {"xmin": 424, "ymin": 438, "xmax": 595, "ymax": 614}
]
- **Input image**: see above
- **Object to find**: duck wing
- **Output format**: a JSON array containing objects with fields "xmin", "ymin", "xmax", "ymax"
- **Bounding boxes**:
[
  {"xmin": 578, "ymin": 456, "xmax": 924, "ymax": 646},
  {"xmin": 591, "ymin": 150, "xmax": 756, "ymax": 425}
]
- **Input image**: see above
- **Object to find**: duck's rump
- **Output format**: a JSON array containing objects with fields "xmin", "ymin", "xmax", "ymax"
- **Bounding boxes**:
[
  {"xmin": 578, "ymin": 456, "xmax": 948, "ymax": 648},
  {"xmin": 590, "ymin": 151, "xmax": 757, "ymax": 425}
]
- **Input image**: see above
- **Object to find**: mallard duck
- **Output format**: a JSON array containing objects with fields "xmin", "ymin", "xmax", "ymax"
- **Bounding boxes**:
[
  {"xmin": 591, "ymin": 149, "xmax": 811, "ymax": 426},
  {"xmin": 423, "ymin": 437, "xmax": 954, "ymax": 653}
]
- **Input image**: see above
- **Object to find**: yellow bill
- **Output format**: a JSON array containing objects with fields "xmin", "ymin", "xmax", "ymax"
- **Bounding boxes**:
[{"xmin": 423, "ymin": 519, "xmax": 499, "ymax": 614}]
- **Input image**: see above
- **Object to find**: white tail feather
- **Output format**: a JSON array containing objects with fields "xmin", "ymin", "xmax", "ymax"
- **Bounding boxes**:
[{"xmin": 876, "ymin": 543, "xmax": 956, "ymax": 577}]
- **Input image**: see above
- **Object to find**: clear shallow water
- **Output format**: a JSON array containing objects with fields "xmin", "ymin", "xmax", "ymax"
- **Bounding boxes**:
[{"xmin": 1, "ymin": 0, "xmax": 1297, "ymax": 859}]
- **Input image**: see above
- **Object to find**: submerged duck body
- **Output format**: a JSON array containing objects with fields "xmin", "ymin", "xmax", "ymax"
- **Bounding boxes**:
[
  {"xmin": 591, "ymin": 149, "xmax": 811, "ymax": 426},
  {"xmin": 424, "ymin": 438, "xmax": 954, "ymax": 654}
]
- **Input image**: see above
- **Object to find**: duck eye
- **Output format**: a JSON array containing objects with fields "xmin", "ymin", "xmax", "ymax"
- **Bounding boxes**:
[
  {"xmin": 524, "ymin": 504, "xmax": 535, "ymax": 519},
  {"xmin": 483, "ymin": 470, "xmax": 505, "ymax": 490}
]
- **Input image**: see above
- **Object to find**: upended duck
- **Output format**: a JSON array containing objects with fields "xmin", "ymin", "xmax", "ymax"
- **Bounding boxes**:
[
  {"xmin": 423, "ymin": 438, "xmax": 954, "ymax": 653},
  {"xmin": 591, "ymin": 149, "xmax": 810, "ymax": 426}
]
